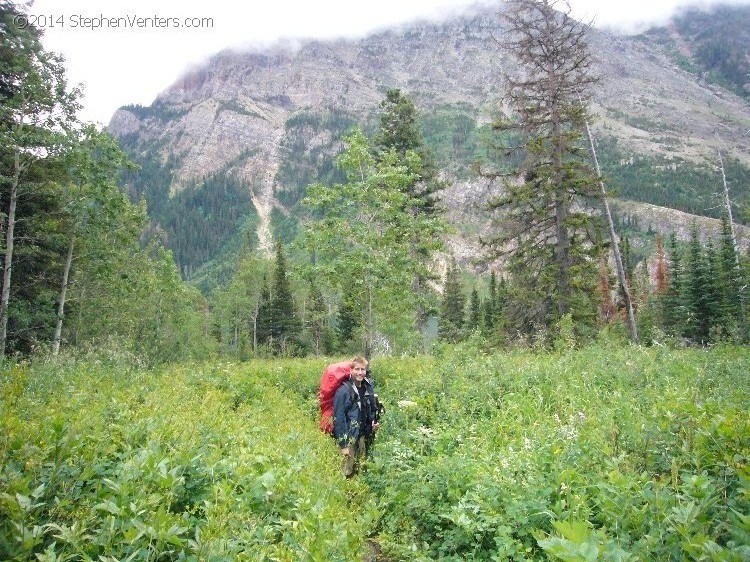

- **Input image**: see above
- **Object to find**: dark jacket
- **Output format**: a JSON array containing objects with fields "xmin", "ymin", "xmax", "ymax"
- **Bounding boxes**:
[{"xmin": 332, "ymin": 377, "xmax": 376, "ymax": 449}]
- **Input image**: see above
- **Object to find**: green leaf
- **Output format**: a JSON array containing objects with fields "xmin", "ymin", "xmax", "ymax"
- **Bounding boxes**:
[{"xmin": 93, "ymin": 500, "xmax": 121, "ymax": 516}]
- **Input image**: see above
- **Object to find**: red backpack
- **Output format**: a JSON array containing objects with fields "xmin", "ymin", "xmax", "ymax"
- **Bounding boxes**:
[{"xmin": 318, "ymin": 361, "xmax": 352, "ymax": 434}]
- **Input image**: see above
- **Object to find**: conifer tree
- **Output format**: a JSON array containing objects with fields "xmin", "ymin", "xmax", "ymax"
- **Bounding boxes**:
[
  {"xmin": 663, "ymin": 232, "xmax": 685, "ymax": 336},
  {"xmin": 439, "ymin": 259, "xmax": 465, "ymax": 343},
  {"xmin": 718, "ymin": 214, "xmax": 745, "ymax": 336},
  {"xmin": 468, "ymin": 286, "xmax": 481, "ymax": 332},
  {"xmin": 597, "ymin": 258, "xmax": 616, "ymax": 322},
  {"xmin": 704, "ymin": 240, "xmax": 723, "ymax": 339},
  {"xmin": 495, "ymin": 276, "xmax": 509, "ymax": 336},
  {"xmin": 621, "ymin": 235, "xmax": 635, "ymax": 285},
  {"xmin": 256, "ymin": 276, "xmax": 272, "ymax": 349},
  {"xmin": 374, "ymin": 89, "xmax": 446, "ymax": 333},
  {"xmin": 483, "ymin": 271, "xmax": 497, "ymax": 333},
  {"xmin": 485, "ymin": 0, "xmax": 600, "ymax": 336},
  {"xmin": 270, "ymin": 238, "xmax": 300, "ymax": 353},
  {"xmin": 684, "ymin": 225, "xmax": 711, "ymax": 342}
]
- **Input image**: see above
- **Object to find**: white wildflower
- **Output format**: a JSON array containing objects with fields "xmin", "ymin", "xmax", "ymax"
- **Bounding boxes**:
[{"xmin": 397, "ymin": 400, "xmax": 417, "ymax": 409}]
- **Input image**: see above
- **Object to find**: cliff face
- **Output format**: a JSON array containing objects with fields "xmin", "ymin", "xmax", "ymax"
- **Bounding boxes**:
[{"xmin": 108, "ymin": 3, "xmax": 750, "ymax": 259}]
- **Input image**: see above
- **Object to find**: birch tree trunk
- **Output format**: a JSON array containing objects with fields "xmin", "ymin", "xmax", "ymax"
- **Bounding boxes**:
[
  {"xmin": 583, "ymin": 115, "xmax": 638, "ymax": 341},
  {"xmin": 0, "ymin": 129, "xmax": 24, "ymax": 360},
  {"xmin": 52, "ymin": 225, "xmax": 76, "ymax": 355},
  {"xmin": 0, "ymin": 181, "xmax": 18, "ymax": 360}
]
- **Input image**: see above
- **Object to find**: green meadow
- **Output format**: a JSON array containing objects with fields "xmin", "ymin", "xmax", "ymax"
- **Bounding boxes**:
[{"xmin": 2, "ymin": 342, "xmax": 748, "ymax": 561}]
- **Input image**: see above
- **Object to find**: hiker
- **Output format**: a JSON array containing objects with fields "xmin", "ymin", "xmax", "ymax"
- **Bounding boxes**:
[{"xmin": 333, "ymin": 356, "xmax": 379, "ymax": 477}]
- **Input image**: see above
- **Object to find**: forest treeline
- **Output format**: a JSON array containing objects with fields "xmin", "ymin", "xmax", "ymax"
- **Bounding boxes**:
[{"xmin": 1, "ymin": 0, "xmax": 748, "ymax": 366}]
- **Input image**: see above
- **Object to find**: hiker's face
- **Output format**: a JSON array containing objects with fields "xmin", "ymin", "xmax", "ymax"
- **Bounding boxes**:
[{"xmin": 352, "ymin": 364, "xmax": 367, "ymax": 383}]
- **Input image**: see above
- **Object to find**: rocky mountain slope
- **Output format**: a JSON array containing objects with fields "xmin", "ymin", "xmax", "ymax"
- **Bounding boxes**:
[
  {"xmin": 109, "ymin": 2, "xmax": 750, "ymax": 275},
  {"xmin": 644, "ymin": 4, "xmax": 750, "ymax": 101}
]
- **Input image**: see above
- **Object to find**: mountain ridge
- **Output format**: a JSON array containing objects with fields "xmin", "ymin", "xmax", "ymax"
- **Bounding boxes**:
[{"xmin": 109, "ymin": 2, "xmax": 750, "ymax": 275}]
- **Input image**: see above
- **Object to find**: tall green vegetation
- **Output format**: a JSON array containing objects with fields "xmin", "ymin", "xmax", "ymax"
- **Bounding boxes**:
[
  {"xmin": 302, "ymin": 129, "xmax": 422, "ymax": 356},
  {"xmin": 1, "ymin": 358, "xmax": 376, "ymax": 560},
  {"xmin": 4, "ymin": 345, "xmax": 748, "ymax": 560},
  {"xmin": 212, "ymin": 240, "xmax": 307, "ymax": 358},
  {"xmin": 596, "ymin": 140, "xmax": 750, "ymax": 225},
  {"xmin": 438, "ymin": 258, "xmax": 465, "ymax": 343},
  {"xmin": 484, "ymin": 0, "xmax": 601, "ymax": 340},
  {"xmin": 0, "ymin": 3, "xmax": 212, "ymax": 363},
  {"xmin": 646, "ymin": 220, "xmax": 748, "ymax": 344},
  {"xmin": 52, "ymin": 125, "xmax": 133, "ymax": 355},
  {"xmin": 366, "ymin": 344, "xmax": 750, "ymax": 560},
  {"xmin": 269, "ymin": 238, "xmax": 302, "ymax": 354},
  {"xmin": 0, "ymin": 1, "xmax": 79, "ymax": 358},
  {"xmin": 375, "ymin": 89, "xmax": 446, "ymax": 332},
  {"xmin": 211, "ymin": 251, "xmax": 270, "ymax": 358}
]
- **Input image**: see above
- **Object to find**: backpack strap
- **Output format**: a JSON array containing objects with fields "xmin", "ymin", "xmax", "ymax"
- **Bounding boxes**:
[{"xmin": 343, "ymin": 380, "xmax": 359, "ymax": 414}]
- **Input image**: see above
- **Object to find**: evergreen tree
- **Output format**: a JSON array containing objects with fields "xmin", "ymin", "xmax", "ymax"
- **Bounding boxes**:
[
  {"xmin": 495, "ymin": 276, "xmax": 509, "ymax": 336},
  {"xmin": 663, "ymin": 232, "xmax": 685, "ymax": 337},
  {"xmin": 621, "ymin": 234, "xmax": 634, "ymax": 282},
  {"xmin": 597, "ymin": 258, "xmax": 616, "ymax": 323},
  {"xmin": 375, "ymin": 89, "xmax": 425, "ymax": 162},
  {"xmin": 374, "ymin": 89, "xmax": 446, "ymax": 333},
  {"xmin": 439, "ymin": 259, "xmax": 465, "ymax": 343},
  {"xmin": 256, "ymin": 276, "xmax": 272, "ymax": 349},
  {"xmin": 485, "ymin": 0, "xmax": 600, "ymax": 337},
  {"xmin": 618, "ymin": 234, "xmax": 635, "ymax": 301},
  {"xmin": 684, "ymin": 224, "xmax": 711, "ymax": 343},
  {"xmin": 468, "ymin": 286, "xmax": 481, "ymax": 332},
  {"xmin": 483, "ymin": 271, "xmax": 497, "ymax": 333},
  {"xmin": 704, "ymin": 240, "xmax": 723, "ymax": 339},
  {"xmin": 717, "ymin": 214, "xmax": 745, "ymax": 336},
  {"xmin": 270, "ymin": 238, "xmax": 301, "ymax": 354}
]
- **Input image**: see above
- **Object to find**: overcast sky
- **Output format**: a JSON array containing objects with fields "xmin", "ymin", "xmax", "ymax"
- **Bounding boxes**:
[{"xmin": 24, "ymin": 0, "xmax": 750, "ymax": 125}]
